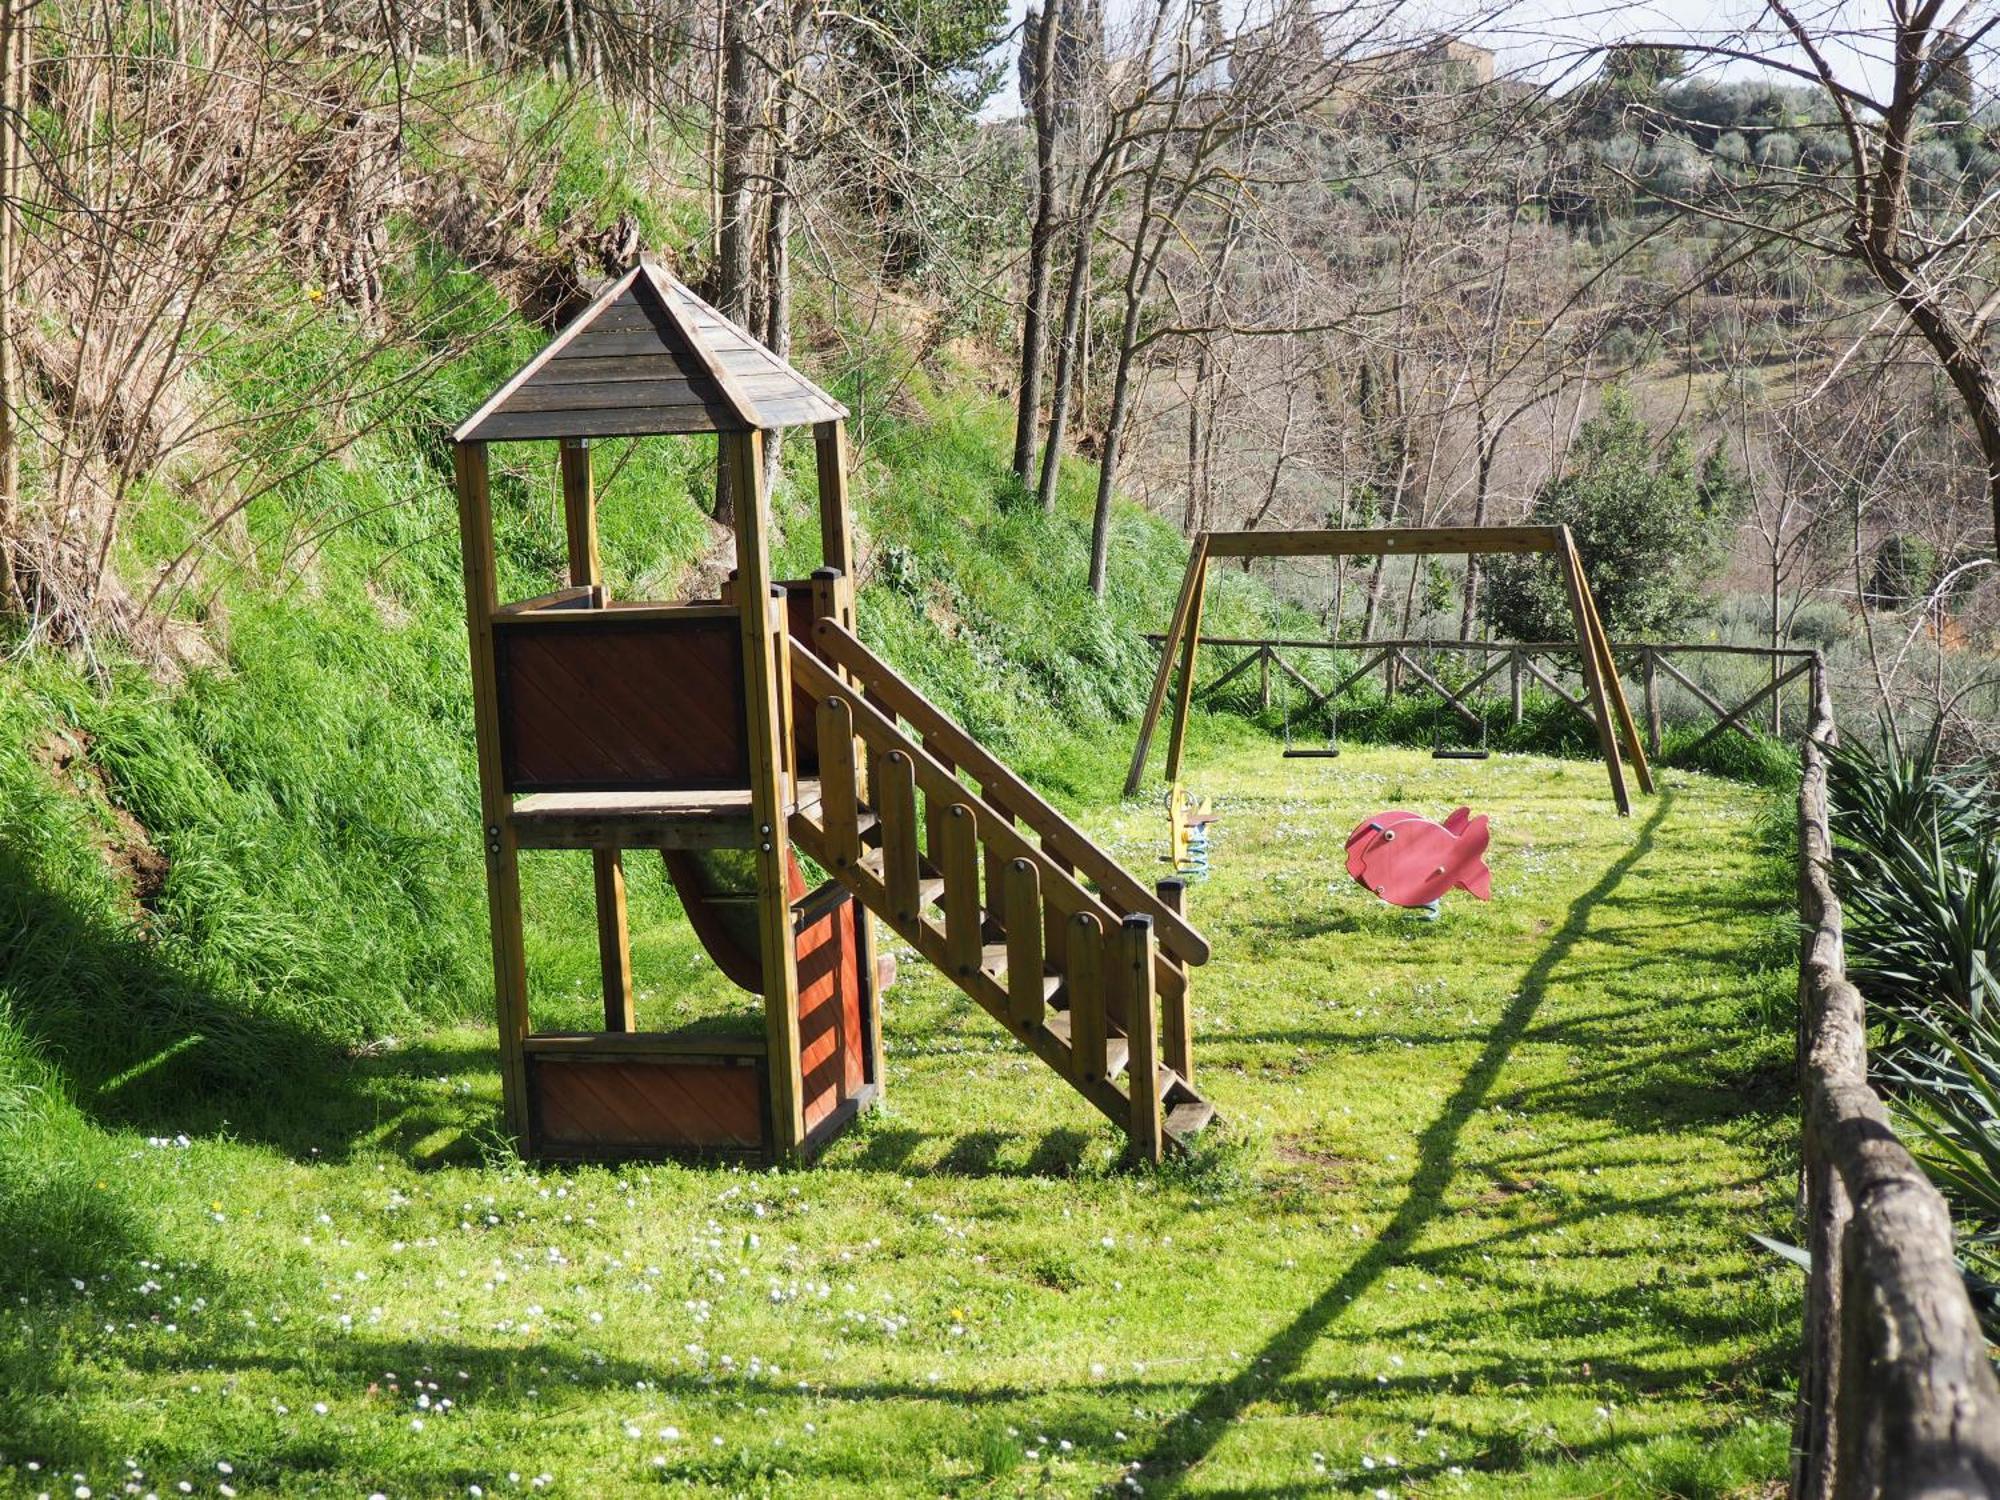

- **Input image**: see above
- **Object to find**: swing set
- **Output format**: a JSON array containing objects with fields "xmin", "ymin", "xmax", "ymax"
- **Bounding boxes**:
[{"xmin": 1128, "ymin": 525, "xmax": 1653, "ymax": 814}]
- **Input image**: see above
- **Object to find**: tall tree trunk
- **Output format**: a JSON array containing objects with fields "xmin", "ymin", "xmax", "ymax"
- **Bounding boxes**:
[
  {"xmin": 0, "ymin": 0, "xmax": 26, "ymax": 623},
  {"xmin": 1012, "ymin": 0, "xmax": 1064, "ymax": 484},
  {"xmin": 1183, "ymin": 348, "xmax": 1206, "ymax": 531},
  {"xmin": 1088, "ymin": 334, "xmax": 1138, "ymax": 596},
  {"xmin": 760, "ymin": 7, "xmax": 805, "ymax": 499},
  {"xmin": 1036, "ymin": 138, "xmax": 1124, "ymax": 513},
  {"xmin": 713, "ymin": 2, "xmax": 757, "ymax": 527}
]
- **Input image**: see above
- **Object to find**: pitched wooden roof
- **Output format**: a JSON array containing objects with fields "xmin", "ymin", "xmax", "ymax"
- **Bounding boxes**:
[{"xmin": 453, "ymin": 262, "xmax": 847, "ymax": 443}]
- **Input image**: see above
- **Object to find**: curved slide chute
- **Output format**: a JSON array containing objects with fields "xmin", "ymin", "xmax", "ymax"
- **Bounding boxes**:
[{"xmin": 661, "ymin": 848, "xmax": 809, "ymax": 992}]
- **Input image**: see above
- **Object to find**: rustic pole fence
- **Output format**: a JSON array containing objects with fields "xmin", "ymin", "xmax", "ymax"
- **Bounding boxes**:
[
  {"xmin": 1791, "ymin": 653, "xmax": 2000, "ymax": 1499},
  {"xmin": 1144, "ymin": 634, "xmax": 1825, "ymax": 755}
]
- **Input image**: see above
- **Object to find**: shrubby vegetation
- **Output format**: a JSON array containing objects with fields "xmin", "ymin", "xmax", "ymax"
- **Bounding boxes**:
[{"xmin": 1829, "ymin": 727, "xmax": 2000, "ymax": 1313}]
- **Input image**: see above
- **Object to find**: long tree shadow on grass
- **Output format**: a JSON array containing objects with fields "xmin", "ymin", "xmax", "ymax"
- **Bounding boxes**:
[{"xmin": 1131, "ymin": 792, "xmax": 1675, "ymax": 1492}]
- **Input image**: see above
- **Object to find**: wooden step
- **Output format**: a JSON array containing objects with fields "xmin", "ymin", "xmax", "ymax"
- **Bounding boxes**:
[
  {"xmin": 977, "ymin": 943, "xmax": 1064, "ymax": 1004},
  {"xmin": 793, "ymin": 794, "xmax": 880, "ymax": 840},
  {"xmin": 854, "ymin": 853, "xmax": 945, "ymax": 911},
  {"xmin": 1164, "ymin": 1097, "xmax": 1217, "ymax": 1140},
  {"xmin": 1044, "ymin": 1012, "xmax": 1128, "ymax": 1080}
]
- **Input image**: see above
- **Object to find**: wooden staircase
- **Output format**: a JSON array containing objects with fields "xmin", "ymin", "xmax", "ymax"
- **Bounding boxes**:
[{"xmin": 787, "ymin": 619, "xmax": 1218, "ymax": 1161}]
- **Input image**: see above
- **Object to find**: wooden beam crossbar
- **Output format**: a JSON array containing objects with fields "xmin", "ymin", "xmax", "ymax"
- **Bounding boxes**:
[
  {"xmin": 1195, "ymin": 645, "xmax": 1268, "ymax": 702},
  {"xmin": 1517, "ymin": 652, "xmax": 1587, "ymax": 710},
  {"xmin": 1126, "ymin": 526, "xmax": 1650, "ymax": 813},
  {"xmin": 1684, "ymin": 657, "xmax": 1816, "ymax": 757},
  {"xmin": 1387, "ymin": 649, "xmax": 1482, "ymax": 732}
]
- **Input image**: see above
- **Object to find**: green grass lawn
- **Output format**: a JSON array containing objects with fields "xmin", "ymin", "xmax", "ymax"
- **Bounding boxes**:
[{"xmin": 0, "ymin": 744, "xmax": 1801, "ymax": 1498}]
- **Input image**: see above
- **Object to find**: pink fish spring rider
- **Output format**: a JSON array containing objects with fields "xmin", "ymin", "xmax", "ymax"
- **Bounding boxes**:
[{"xmin": 1345, "ymin": 807, "xmax": 1493, "ymax": 920}]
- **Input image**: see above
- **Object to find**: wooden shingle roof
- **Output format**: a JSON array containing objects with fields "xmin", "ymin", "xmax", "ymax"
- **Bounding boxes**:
[{"xmin": 453, "ymin": 261, "xmax": 846, "ymax": 443}]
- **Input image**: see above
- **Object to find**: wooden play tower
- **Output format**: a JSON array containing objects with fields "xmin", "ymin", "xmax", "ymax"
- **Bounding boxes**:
[{"xmin": 451, "ymin": 260, "xmax": 1216, "ymax": 1166}]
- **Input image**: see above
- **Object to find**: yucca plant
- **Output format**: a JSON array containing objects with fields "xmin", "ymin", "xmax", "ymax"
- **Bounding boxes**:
[
  {"xmin": 1826, "ymin": 719, "xmax": 1994, "ymax": 864},
  {"xmin": 1830, "ymin": 720, "xmax": 2000, "ymax": 1335},
  {"xmin": 1883, "ymin": 1011, "xmax": 2000, "ymax": 1333},
  {"xmin": 1827, "ymin": 721, "xmax": 2000, "ymax": 1035}
]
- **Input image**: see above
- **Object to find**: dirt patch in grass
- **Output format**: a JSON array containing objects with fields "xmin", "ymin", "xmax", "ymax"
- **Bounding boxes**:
[{"xmin": 31, "ymin": 726, "xmax": 170, "ymax": 910}]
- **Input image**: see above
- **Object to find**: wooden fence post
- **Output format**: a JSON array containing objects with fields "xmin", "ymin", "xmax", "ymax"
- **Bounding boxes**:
[
  {"xmin": 1509, "ymin": 648, "xmax": 1523, "ymax": 726},
  {"xmin": 1642, "ymin": 647, "xmax": 1662, "ymax": 759}
]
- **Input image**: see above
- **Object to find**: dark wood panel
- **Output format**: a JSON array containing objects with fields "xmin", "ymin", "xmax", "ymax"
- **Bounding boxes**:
[
  {"xmin": 500, "ymin": 377, "xmax": 735, "ymax": 414},
  {"xmin": 495, "ymin": 617, "xmax": 751, "ymax": 791},
  {"xmin": 534, "ymin": 356, "xmax": 815, "ymax": 393},
  {"xmin": 586, "ymin": 295, "xmax": 682, "ymax": 335},
  {"xmin": 465, "ymin": 406, "xmax": 755, "ymax": 440},
  {"xmin": 529, "ymin": 1054, "xmax": 764, "ymax": 1151},
  {"xmin": 553, "ymin": 328, "xmax": 710, "ymax": 361}
]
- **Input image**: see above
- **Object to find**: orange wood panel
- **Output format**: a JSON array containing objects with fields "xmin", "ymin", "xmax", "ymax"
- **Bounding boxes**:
[
  {"xmin": 795, "ymin": 896, "xmax": 848, "ymax": 1132},
  {"xmin": 528, "ymin": 1055, "xmax": 763, "ymax": 1152}
]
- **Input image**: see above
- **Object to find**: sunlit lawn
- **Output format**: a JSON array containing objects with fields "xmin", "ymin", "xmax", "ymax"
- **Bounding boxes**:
[{"xmin": 0, "ymin": 744, "xmax": 1800, "ymax": 1497}]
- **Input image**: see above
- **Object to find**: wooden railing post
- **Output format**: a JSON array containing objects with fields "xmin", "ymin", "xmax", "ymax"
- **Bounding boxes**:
[
  {"xmin": 1509, "ymin": 648, "xmax": 1523, "ymax": 726},
  {"xmin": 878, "ymin": 751, "xmax": 921, "ymax": 926},
  {"xmin": 815, "ymin": 697, "xmax": 862, "ymax": 872},
  {"xmin": 1122, "ymin": 915, "xmax": 1163, "ymax": 1165},
  {"xmin": 1004, "ymin": 858, "xmax": 1046, "ymax": 1032},
  {"xmin": 1156, "ymin": 879, "xmax": 1192, "ymax": 1084},
  {"xmin": 940, "ymin": 803, "xmax": 981, "ymax": 978},
  {"xmin": 1067, "ymin": 912, "xmax": 1107, "ymax": 1085},
  {"xmin": 1258, "ymin": 645, "xmax": 1271, "ymax": 710}
]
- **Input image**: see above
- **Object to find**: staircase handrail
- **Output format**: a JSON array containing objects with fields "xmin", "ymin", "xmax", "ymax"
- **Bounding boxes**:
[
  {"xmin": 787, "ymin": 639, "xmax": 1191, "ymax": 1006},
  {"xmin": 805, "ymin": 618, "xmax": 1211, "ymax": 967}
]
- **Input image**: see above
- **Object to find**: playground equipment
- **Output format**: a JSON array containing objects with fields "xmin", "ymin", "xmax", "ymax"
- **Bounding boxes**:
[
  {"xmin": 1165, "ymin": 783, "xmax": 1219, "ymax": 877},
  {"xmin": 1346, "ymin": 807, "xmax": 1493, "ymax": 907},
  {"xmin": 450, "ymin": 260, "xmax": 1215, "ymax": 1165},
  {"xmin": 1126, "ymin": 528, "xmax": 1654, "ymax": 813}
]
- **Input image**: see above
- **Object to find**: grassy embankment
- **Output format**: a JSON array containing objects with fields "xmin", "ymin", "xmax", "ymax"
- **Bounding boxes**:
[{"xmin": 0, "ymin": 742, "xmax": 1799, "ymax": 1496}]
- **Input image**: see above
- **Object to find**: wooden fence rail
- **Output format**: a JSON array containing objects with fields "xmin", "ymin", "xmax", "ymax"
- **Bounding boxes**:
[
  {"xmin": 1792, "ymin": 654, "xmax": 2000, "ymax": 1499},
  {"xmin": 1145, "ymin": 635, "xmax": 1824, "ymax": 754}
]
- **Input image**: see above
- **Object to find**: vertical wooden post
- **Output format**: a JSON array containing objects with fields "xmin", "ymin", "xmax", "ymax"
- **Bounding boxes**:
[
  {"xmin": 940, "ymin": 804, "xmax": 981, "ymax": 978},
  {"xmin": 455, "ymin": 442, "xmax": 531, "ymax": 1147},
  {"xmin": 1258, "ymin": 646, "xmax": 1271, "ymax": 711},
  {"xmin": 1642, "ymin": 646, "xmax": 1662, "ymax": 759},
  {"xmin": 879, "ymin": 752, "xmax": 921, "ymax": 924},
  {"xmin": 1509, "ymin": 648, "xmax": 1524, "ymax": 726},
  {"xmin": 725, "ymin": 429, "xmax": 806, "ymax": 1160},
  {"xmin": 1551, "ymin": 533, "xmax": 1631, "ymax": 816},
  {"xmin": 1564, "ymin": 533, "xmax": 1653, "ymax": 794},
  {"xmin": 813, "ymin": 420, "xmax": 855, "ymax": 583},
  {"xmin": 1005, "ymin": 858, "xmax": 1045, "ymax": 1034},
  {"xmin": 1156, "ymin": 878, "xmax": 1192, "ymax": 1085},
  {"xmin": 1125, "ymin": 535, "xmax": 1210, "ymax": 794},
  {"xmin": 1067, "ymin": 912, "xmax": 1106, "ymax": 1085},
  {"xmin": 559, "ymin": 437, "xmax": 635, "ymax": 1031},
  {"xmin": 1121, "ymin": 915, "xmax": 1163, "ymax": 1166},
  {"xmin": 1162, "ymin": 553, "xmax": 1210, "ymax": 788},
  {"xmin": 815, "ymin": 697, "xmax": 861, "ymax": 872}
]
